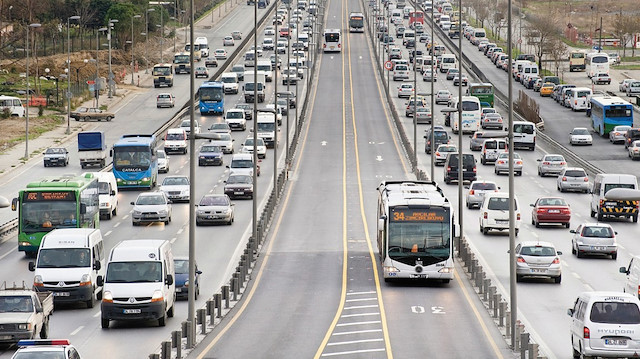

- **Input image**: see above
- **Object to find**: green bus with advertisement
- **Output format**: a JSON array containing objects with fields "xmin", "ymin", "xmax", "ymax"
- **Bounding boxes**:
[
  {"xmin": 11, "ymin": 173, "xmax": 99, "ymax": 255},
  {"xmin": 468, "ymin": 83, "xmax": 494, "ymax": 107}
]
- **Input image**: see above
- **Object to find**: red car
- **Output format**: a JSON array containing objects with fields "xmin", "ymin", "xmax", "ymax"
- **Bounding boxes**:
[
  {"xmin": 279, "ymin": 27, "xmax": 290, "ymax": 38},
  {"xmin": 531, "ymin": 197, "xmax": 571, "ymax": 228}
]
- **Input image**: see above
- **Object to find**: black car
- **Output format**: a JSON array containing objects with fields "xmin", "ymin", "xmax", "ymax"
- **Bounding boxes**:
[
  {"xmin": 444, "ymin": 153, "xmax": 477, "ymax": 184},
  {"xmin": 235, "ymin": 103, "xmax": 253, "ymax": 120},
  {"xmin": 424, "ymin": 129, "xmax": 450, "ymax": 154},
  {"xmin": 224, "ymin": 174, "xmax": 254, "ymax": 199}
]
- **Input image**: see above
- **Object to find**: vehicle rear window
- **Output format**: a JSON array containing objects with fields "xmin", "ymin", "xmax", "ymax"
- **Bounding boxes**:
[
  {"xmin": 484, "ymin": 141, "xmax": 497, "ymax": 149},
  {"xmin": 514, "ymin": 124, "xmax": 534, "ymax": 135},
  {"xmin": 628, "ymin": 130, "xmax": 640, "ymax": 139},
  {"xmin": 604, "ymin": 183, "xmax": 635, "ymax": 192},
  {"xmin": 564, "ymin": 170, "xmax": 586, "ymax": 177},
  {"xmin": 472, "ymin": 183, "xmax": 497, "ymax": 190},
  {"xmin": 487, "ymin": 197, "xmax": 515, "ymax": 210},
  {"xmin": 520, "ymin": 246, "xmax": 556, "ymax": 256},
  {"xmin": 590, "ymin": 302, "xmax": 640, "ymax": 324},
  {"xmin": 581, "ymin": 226, "xmax": 614, "ymax": 238},
  {"xmin": 434, "ymin": 131, "xmax": 448, "ymax": 140}
]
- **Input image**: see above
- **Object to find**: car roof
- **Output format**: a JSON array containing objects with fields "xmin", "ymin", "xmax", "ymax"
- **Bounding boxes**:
[{"xmin": 519, "ymin": 240, "xmax": 555, "ymax": 248}]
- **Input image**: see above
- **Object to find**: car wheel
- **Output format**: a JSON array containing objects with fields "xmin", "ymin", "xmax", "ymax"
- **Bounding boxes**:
[
  {"xmin": 612, "ymin": 252, "xmax": 618, "ymax": 260},
  {"xmin": 517, "ymin": 171, "xmax": 522, "ymax": 176},
  {"xmin": 577, "ymin": 250, "xmax": 584, "ymax": 258},
  {"xmin": 101, "ymin": 318, "xmax": 110, "ymax": 329},
  {"xmin": 516, "ymin": 274, "xmax": 522, "ymax": 282},
  {"xmin": 158, "ymin": 313, "xmax": 166, "ymax": 327},
  {"xmin": 482, "ymin": 226, "xmax": 488, "ymax": 235},
  {"xmin": 554, "ymin": 275, "xmax": 561, "ymax": 284},
  {"xmin": 534, "ymin": 220, "xmax": 540, "ymax": 228}
]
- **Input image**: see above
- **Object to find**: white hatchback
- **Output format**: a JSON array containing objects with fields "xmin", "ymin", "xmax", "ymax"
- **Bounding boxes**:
[{"xmin": 479, "ymin": 192, "xmax": 521, "ymax": 236}]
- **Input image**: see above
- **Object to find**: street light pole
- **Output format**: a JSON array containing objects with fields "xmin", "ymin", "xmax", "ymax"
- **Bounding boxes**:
[
  {"xmin": 25, "ymin": 22, "xmax": 41, "ymax": 159},
  {"xmin": 507, "ymin": 0, "xmax": 517, "ymax": 348},
  {"xmin": 457, "ymin": 0, "xmax": 463, "ymax": 256},
  {"xmin": 96, "ymin": 27, "xmax": 107, "ymax": 107},
  {"xmin": 430, "ymin": 0, "xmax": 435, "ymax": 181},
  {"xmin": 145, "ymin": 8, "xmax": 155, "ymax": 74},
  {"xmin": 107, "ymin": 19, "xmax": 118, "ymax": 98},
  {"xmin": 131, "ymin": 14, "xmax": 141, "ymax": 85},
  {"xmin": 66, "ymin": 16, "xmax": 80, "ymax": 135},
  {"xmin": 187, "ymin": 0, "xmax": 196, "ymax": 346}
]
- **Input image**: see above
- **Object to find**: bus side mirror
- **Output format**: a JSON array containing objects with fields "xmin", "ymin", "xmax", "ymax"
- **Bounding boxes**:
[
  {"xmin": 11, "ymin": 198, "xmax": 18, "ymax": 211},
  {"xmin": 377, "ymin": 217, "xmax": 385, "ymax": 232},
  {"xmin": 97, "ymin": 276, "xmax": 104, "ymax": 286},
  {"xmin": 111, "ymin": 190, "xmax": 116, "ymax": 196},
  {"xmin": 80, "ymin": 203, "xmax": 87, "ymax": 215}
]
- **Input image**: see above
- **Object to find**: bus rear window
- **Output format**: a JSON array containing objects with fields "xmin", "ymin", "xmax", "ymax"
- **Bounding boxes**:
[{"xmin": 325, "ymin": 33, "xmax": 339, "ymax": 42}]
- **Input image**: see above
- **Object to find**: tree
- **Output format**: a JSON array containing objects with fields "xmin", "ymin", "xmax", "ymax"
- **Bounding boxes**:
[
  {"xmin": 548, "ymin": 37, "xmax": 567, "ymax": 78},
  {"xmin": 104, "ymin": 2, "xmax": 137, "ymax": 50},
  {"xmin": 524, "ymin": 8, "xmax": 561, "ymax": 71}
]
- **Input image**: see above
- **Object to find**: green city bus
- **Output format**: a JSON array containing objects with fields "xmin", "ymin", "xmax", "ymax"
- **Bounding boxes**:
[
  {"xmin": 468, "ymin": 83, "xmax": 494, "ymax": 107},
  {"xmin": 11, "ymin": 173, "xmax": 99, "ymax": 255}
]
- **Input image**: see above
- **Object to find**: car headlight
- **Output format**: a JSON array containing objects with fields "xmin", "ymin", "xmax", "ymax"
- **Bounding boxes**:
[
  {"xmin": 33, "ymin": 275, "xmax": 43, "ymax": 286},
  {"xmin": 102, "ymin": 291, "xmax": 113, "ymax": 303},
  {"xmin": 17, "ymin": 323, "xmax": 31, "ymax": 331},
  {"xmin": 158, "ymin": 210, "xmax": 168, "ymax": 215},
  {"xmin": 80, "ymin": 274, "xmax": 91, "ymax": 286},
  {"xmin": 133, "ymin": 210, "xmax": 142, "ymax": 215},
  {"xmin": 151, "ymin": 290, "xmax": 164, "ymax": 302}
]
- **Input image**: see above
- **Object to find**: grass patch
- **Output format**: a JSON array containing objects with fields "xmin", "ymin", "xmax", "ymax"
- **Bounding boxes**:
[
  {"xmin": 0, "ymin": 116, "xmax": 64, "ymax": 154},
  {"xmin": 614, "ymin": 64, "xmax": 640, "ymax": 71}
]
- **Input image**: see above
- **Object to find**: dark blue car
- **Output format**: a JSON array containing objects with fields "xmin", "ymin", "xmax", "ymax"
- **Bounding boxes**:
[{"xmin": 174, "ymin": 258, "xmax": 202, "ymax": 300}]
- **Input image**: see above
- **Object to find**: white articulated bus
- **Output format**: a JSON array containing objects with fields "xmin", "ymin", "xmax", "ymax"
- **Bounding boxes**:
[
  {"xmin": 323, "ymin": 29, "xmax": 341, "ymax": 52},
  {"xmin": 377, "ymin": 181, "xmax": 456, "ymax": 283}
]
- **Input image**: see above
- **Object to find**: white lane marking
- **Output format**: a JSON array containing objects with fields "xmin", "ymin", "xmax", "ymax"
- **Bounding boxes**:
[
  {"xmin": 346, "ymin": 291, "xmax": 377, "ymax": 295},
  {"xmin": 70, "ymin": 326, "xmax": 84, "ymax": 336},
  {"xmin": 0, "ymin": 250, "xmax": 14, "ymax": 261},
  {"xmin": 104, "ymin": 230, "xmax": 112, "ymax": 237},
  {"xmin": 376, "ymin": 156, "xmax": 383, "ymax": 162},
  {"xmin": 122, "ymin": 215, "xmax": 129, "ymax": 220},
  {"xmin": 327, "ymin": 338, "xmax": 385, "ymax": 346},
  {"xmin": 619, "ymin": 244, "xmax": 626, "ymax": 250},
  {"xmin": 322, "ymin": 141, "xmax": 327, "ymax": 146},
  {"xmin": 531, "ymin": 232, "xmax": 538, "ymax": 238},
  {"xmin": 114, "ymin": 222, "xmax": 121, "ymax": 227},
  {"xmin": 93, "ymin": 311, "xmax": 101, "ymax": 318},
  {"xmin": 585, "ymin": 284, "xmax": 595, "ymax": 291},
  {"xmin": 572, "ymin": 272, "xmax": 582, "ymax": 279},
  {"xmin": 575, "ymin": 213, "xmax": 583, "ymax": 218},
  {"xmin": 177, "ymin": 228, "xmax": 184, "ymax": 235},
  {"xmin": 321, "ymin": 348, "xmax": 386, "ymax": 357},
  {"xmin": 333, "ymin": 329, "xmax": 383, "ymax": 337},
  {"xmin": 336, "ymin": 321, "xmax": 381, "ymax": 327},
  {"xmin": 345, "ymin": 298, "xmax": 378, "ymax": 303},
  {"xmin": 340, "ymin": 312, "xmax": 380, "ymax": 318},
  {"xmin": 344, "ymin": 305, "xmax": 379, "ymax": 310},
  {"xmin": 170, "ymin": 237, "xmax": 177, "ymax": 244}
]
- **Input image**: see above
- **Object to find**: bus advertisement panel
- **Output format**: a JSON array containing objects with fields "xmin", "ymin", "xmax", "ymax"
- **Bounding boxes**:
[
  {"xmin": 590, "ymin": 96, "xmax": 633, "ymax": 136},
  {"xmin": 468, "ymin": 83, "xmax": 494, "ymax": 107},
  {"xmin": 199, "ymin": 81, "xmax": 225, "ymax": 115},
  {"xmin": 348, "ymin": 12, "xmax": 364, "ymax": 33},
  {"xmin": 112, "ymin": 134, "xmax": 159, "ymax": 189},
  {"xmin": 323, "ymin": 29, "xmax": 341, "ymax": 52},
  {"xmin": 377, "ymin": 181, "xmax": 454, "ymax": 282},
  {"xmin": 12, "ymin": 174, "xmax": 99, "ymax": 254}
]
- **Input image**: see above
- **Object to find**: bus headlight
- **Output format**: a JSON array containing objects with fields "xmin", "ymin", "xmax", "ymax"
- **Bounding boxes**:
[
  {"xmin": 384, "ymin": 266, "xmax": 400, "ymax": 273},
  {"xmin": 141, "ymin": 177, "xmax": 150, "ymax": 183},
  {"xmin": 438, "ymin": 267, "xmax": 453, "ymax": 274}
]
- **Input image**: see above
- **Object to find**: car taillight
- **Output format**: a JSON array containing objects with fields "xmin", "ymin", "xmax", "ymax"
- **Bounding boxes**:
[
  {"xmin": 447, "ymin": 166, "xmax": 451, "ymax": 171},
  {"xmin": 338, "ymin": 44, "xmax": 341, "ymax": 48},
  {"xmin": 517, "ymin": 257, "xmax": 526, "ymax": 263},
  {"xmin": 543, "ymin": 161, "xmax": 550, "ymax": 165},
  {"xmin": 517, "ymin": 213, "xmax": 521, "ymax": 220},
  {"xmin": 584, "ymin": 327, "xmax": 590, "ymax": 339},
  {"xmin": 469, "ymin": 189, "xmax": 475, "ymax": 195},
  {"xmin": 552, "ymin": 257, "xmax": 560, "ymax": 264},
  {"xmin": 483, "ymin": 212, "xmax": 488, "ymax": 219},
  {"xmin": 516, "ymin": 160, "xmax": 522, "ymax": 165},
  {"xmin": 637, "ymin": 285, "xmax": 640, "ymax": 297},
  {"xmin": 584, "ymin": 177, "xmax": 589, "ymax": 182},
  {"xmin": 562, "ymin": 209, "xmax": 571, "ymax": 214},
  {"xmin": 435, "ymin": 152, "xmax": 441, "ymax": 156},
  {"xmin": 561, "ymin": 177, "xmax": 567, "ymax": 182},
  {"xmin": 560, "ymin": 162, "xmax": 566, "ymax": 165},
  {"xmin": 537, "ymin": 208, "xmax": 546, "ymax": 213}
]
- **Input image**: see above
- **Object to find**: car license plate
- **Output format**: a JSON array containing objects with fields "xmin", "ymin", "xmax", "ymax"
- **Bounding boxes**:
[
  {"xmin": 0, "ymin": 335, "xmax": 12, "ymax": 340},
  {"xmin": 144, "ymin": 214, "xmax": 155, "ymax": 218},
  {"xmin": 496, "ymin": 220, "xmax": 508, "ymax": 224},
  {"xmin": 591, "ymin": 246, "xmax": 605, "ymax": 250},
  {"xmin": 123, "ymin": 309, "xmax": 142, "ymax": 314},
  {"xmin": 605, "ymin": 338, "xmax": 627, "ymax": 346},
  {"xmin": 53, "ymin": 292, "xmax": 70, "ymax": 297},
  {"xmin": 530, "ymin": 269, "xmax": 546, "ymax": 273},
  {"xmin": 548, "ymin": 209, "xmax": 560, "ymax": 213},
  {"xmin": 410, "ymin": 274, "xmax": 428, "ymax": 279},
  {"xmin": 176, "ymin": 288, "xmax": 182, "ymax": 293},
  {"xmin": 234, "ymin": 192, "xmax": 244, "ymax": 195}
]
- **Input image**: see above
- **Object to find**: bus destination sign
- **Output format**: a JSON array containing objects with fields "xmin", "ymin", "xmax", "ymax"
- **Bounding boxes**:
[
  {"xmin": 24, "ymin": 191, "xmax": 75, "ymax": 201},
  {"xmin": 391, "ymin": 208, "xmax": 446, "ymax": 222}
]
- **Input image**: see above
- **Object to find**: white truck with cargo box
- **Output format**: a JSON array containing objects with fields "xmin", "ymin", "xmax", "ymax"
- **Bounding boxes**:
[
  {"xmin": 0, "ymin": 283, "xmax": 53, "ymax": 343},
  {"xmin": 77, "ymin": 131, "xmax": 107, "ymax": 169},
  {"xmin": 256, "ymin": 112, "xmax": 278, "ymax": 148},
  {"xmin": 194, "ymin": 36, "xmax": 209, "ymax": 57},
  {"xmin": 29, "ymin": 228, "xmax": 106, "ymax": 308},
  {"xmin": 590, "ymin": 174, "xmax": 640, "ymax": 222},
  {"xmin": 243, "ymin": 72, "xmax": 266, "ymax": 103},
  {"xmin": 98, "ymin": 239, "xmax": 175, "ymax": 328}
]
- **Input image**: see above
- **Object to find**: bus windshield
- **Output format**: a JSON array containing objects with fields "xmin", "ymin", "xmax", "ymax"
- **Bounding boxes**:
[
  {"xmin": 113, "ymin": 146, "xmax": 152, "ymax": 171},
  {"xmin": 388, "ymin": 221, "xmax": 450, "ymax": 259},
  {"xmin": 174, "ymin": 55, "xmax": 189, "ymax": 64},
  {"xmin": 20, "ymin": 199, "xmax": 77, "ymax": 233},
  {"xmin": 325, "ymin": 33, "xmax": 340, "ymax": 42},
  {"xmin": 153, "ymin": 67, "xmax": 171, "ymax": 76},
  {"xmin": 200, "ymin": 87, "xmax": 224, "ymax": 102}
]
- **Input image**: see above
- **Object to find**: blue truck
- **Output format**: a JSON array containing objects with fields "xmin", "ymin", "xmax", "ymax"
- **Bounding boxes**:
[{"xmin": 78, "ymin": 131, "xmax": 107, "ymax": 169}]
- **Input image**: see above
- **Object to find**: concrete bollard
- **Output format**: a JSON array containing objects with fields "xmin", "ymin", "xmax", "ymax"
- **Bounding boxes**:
[
  {"xmin": 207, "ymin": 299, "xmax": 216, "ymax": 325},
  {"xmin": 185, "ymin": 320, "xmax": 194, "ymax": 349},
  {"xmin": 493, "ymin": 293, "xmax": 500, "ymax": 317},
  {"xmin": 499, "ymin": 301, "xmax": 506, "ymax": 327},
  {"xmin": 223, "ymin": 285, "xmax": 230, "ymax": 308},
  {"xmin": 149, "ymin": 354, "xmax": 160, "ymax": 359},
  {"xmin": 515, "ymin": 322, "xmax": 523, "ymax": 350},
  {"xmin": 488, "ymin": 287, "xmax": 496, "ymax": 309},
  {"xmin": 214, "ymin": 293, "xmax": 222, "ymax": 318},
  {"xmin": 476, "ymin": 271, "xmax": 485, "ymax": 291},
  {"xmin": 530, "ymin": 343, "xmax": 539, "ymax": 359},
  {"xmin": 231, "ymin": 275, "xmax": 237, "ymax": 301},
  {"xmin": 161, "ymin": 341, "xmax": 171, "ymax": 359},
  {"xmin": 506, "ymin": 311, "xmax": 511, "ymax": 338},
  {"xmin": 520, "ymin": 332, "xmax": 530, "ymax": 359},
  {"xmin": 483, "ymin": 279, "xmax": 491, "ymax": 300},
  {"xmin": 172, "ymin": 330, "xmax": 182, "ymax": 359},
  {"xmin": 181, "ymin": 321, "xmax": 189, "ymax": 338},
  {"xmin": 198, "ymin": 309, "xmax": 207, "ymax": 334}
]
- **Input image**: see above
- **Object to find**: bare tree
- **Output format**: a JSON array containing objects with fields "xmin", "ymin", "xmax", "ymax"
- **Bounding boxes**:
[
  {"xmin": 524, "ymin": 8, "xmax": 561, "ymax": 71},
  {"xmin": 548, "ymin": 37, "xmax": 567, "ymax": 77}
]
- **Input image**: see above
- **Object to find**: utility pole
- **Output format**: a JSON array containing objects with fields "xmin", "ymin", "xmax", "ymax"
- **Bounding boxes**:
[
  {"xmin": 107, "ymin": 19, "xmax": 118, "ymax": 98},
  {"xmin": 131, "ymin": 15, "xmax": 141, "ymax": 85}
]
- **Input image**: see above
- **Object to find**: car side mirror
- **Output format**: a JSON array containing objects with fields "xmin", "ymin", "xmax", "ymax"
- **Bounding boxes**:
[
  {"xmin": 569, "ymin": 230, "xmax": 576, "ymax": 234},
  {"xmin": 226, "ymin": 165, "xmax": 230, "ymax": 168},
  {"xmin": 530, "ymin": 204, "xmax": 534, "ymax": 207},
  {"xmin": 94, "ymin": 260, "xmax": 101, "ymax": 271},
  {"xmin": 165, "ymin": 274, "xmax": 174, "ymax": 286},
  {"xmin": 130, "ymin": 201, "xmax": 135, "ymax": 205},
  {"xmin": 619, "ymin": 266, "xmax": 629, "ymax": 274},
  {"xmin": 615, "ymin": 231, "xmax": 618, "ymax": 235},
  {"xmin": 567, "ymin": 308, "xmax": 574, "ymax": 317},
  {"xmin": 97, "ymin": 276, "xmax": 104, "ymax": 286},
  {"xmin": 28, "ymin": 262, "xmax": 35, "ymax": 272},
  {"xmin": 557, "ymin": 251, "xmax": 563, "ymax": 255}
]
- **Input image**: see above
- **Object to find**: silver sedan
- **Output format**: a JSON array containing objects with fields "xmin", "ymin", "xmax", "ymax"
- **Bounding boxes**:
[
  {"xmin": 557, "ymin": 167, "xmax": 590, "ymax": 193},
  {"xmin": 515, "ymin": 241, "xmax": 562, "ymax": 283},
  {"xmin": 195, "ymin": 194, "xmax": 234, "ymax": 225},
  {"xmin": 537, "ymin": 154, "xmax": 567, "ymax": 177},
  {"xmin": 465, "ymin": 180, "xmax": 499, "ymax": 209},
  {"xmin": 494, "ymin": 152, "xmax": 523, "ymax": 176},
  {"xmin": 610, "ymin": 125, "xmax": 632, "ymax": 144}
]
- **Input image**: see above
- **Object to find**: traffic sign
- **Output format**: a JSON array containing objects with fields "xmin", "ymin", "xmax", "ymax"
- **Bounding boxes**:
[
  {"xmin": 65, "ymin": 91, "xmax": 73, "ymax": 99},
  {"xmin": 384, "ymin": 61, "xmax": 393, "ymax": 70}
]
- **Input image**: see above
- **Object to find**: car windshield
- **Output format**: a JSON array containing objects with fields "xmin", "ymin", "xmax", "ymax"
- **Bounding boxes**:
[
  {"xmin": 201, "ymin": 145, "xmax": 221, "ymax": 153},
  {"xmin": 227, "ymin": 175, "xmax": 252, "ymax": 184},
  {"xmin": 106, "ymin": 261, "xmax": 162, "ymax": 283},
  {"xmin": 520, "ymin": 246, "xmax": 556, "ymax": 256},
  {"xmin": 37, "ymin": 248, "xmax": 91, "ymax": 268},
  {"xmin": 46, "ymin": 148, "xmax": 64, "ymax": 154},
  {"xmin": 199, "ymin": 196, "xmax": 229, "ymax": 206},
  {"xmin": 136, "ymin": 195, "xmax": 166, "ymax": 205},
  {"xmin": 0, "ymin": 296, "xmax": 34, "ymax": 313},
  {"xmin": 244, "ymin": 139, "xmax": 263, "ymax": 146},
  {"xmin": 166, "ymin": 133, "xmax": 185, "ymax": 141},
  {"xmin": 174, "ymin": 260, "xmax": 189, "ymax": 274},
  {"xmin": 210, "ymin": 124, "xmax": 229, "ymax": 130},
  {"xmin": 231, "ymin": 160, "xmax": 253, "ymax": 168},
  {"xmin": 163, "ymin": 177, "xmax": 189, "ymax": 186},
  {"xmin": 590, "ymin": 302, "xmax": 640, "ymax": 324},
  {"xmin": 572, "ymin": 128, "xmax": 590, "ymax": 135},
  {"xmin": 218, "ymin": 134, "xmax": 232, "ymax": 141},
  {"xmin": 226, "ymin": 111, "xmax": 243, "ymax": 119}
]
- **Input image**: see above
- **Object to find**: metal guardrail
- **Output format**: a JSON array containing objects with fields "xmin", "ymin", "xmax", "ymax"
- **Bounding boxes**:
[{"xmin": 0, "ymin": 219, "xmax": 18, "ymax": 239}]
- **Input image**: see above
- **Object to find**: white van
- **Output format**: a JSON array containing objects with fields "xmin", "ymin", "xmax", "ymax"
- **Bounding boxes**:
[
  {"xmin": 568, "ymin": 291, "xmax": 640, "ymax": 358},
  {"xmin": 391, "ymin": 9, "xmax": 402, "ymax": 22},
  {"xmin": 480, "ymin": 139, "xmax": 508, "ymax": 164},
  {"xmin": 510, "ymin": 121, "xmax": 536, "ymax": 150},
  {"xmin": 164, "ymin": 128, "xmax": 188, "ymax": 154},
  {"xmin": 227, "ymin": 153, "xmax": 259, "ymax": 177},
  {"xmin": 393, "ymin": 64, "xmax": 410, "ymax": 81},
  {"xmin": 569, "ymin": 87, "xmax": 593, "ymax": 111},
  {"xmin": 439, "ymin": 54, "xmax": 457, "ymax": 73},
  {"xmin": 590, "ymin": 173, "xmax": 639, "ymax": 221},
  {"xmin": 99, "ymin": 239, "xmax": 175, "ymax": 328},
  {"xmin": 620, "ymin": 256, "xmax": 640, "ymax": 298},
  {"xmin": 0, "ymin": 95, "xmax": 25, "ymax": 117},
  {"xmin": 93, "ymin": 172, "xmax": 118, "ymax": 219},
  {"xmin": 195, "ymin": 36, "xmax": 209, "ymax": 57},
  {"xmin": 221, "ymin": 72, "xmax": 239, "ymax": 94},
  {"xmin": 244, "ymin": 51, "xmax": 256, "ymax": 67},
  {"xmin": 256, "ymin": 59, "xmax": 273, "ymax": 82},
  {"xmin": 479, "ymin": 192, "xmax": 521, "ymax": 235},
  {"xmin": 518, "ymin": 63, "xmax": 539, "ymax": 83},
  {"xmin": 29, "ymin": 228, "xmax": 106, "ymax": 308}
]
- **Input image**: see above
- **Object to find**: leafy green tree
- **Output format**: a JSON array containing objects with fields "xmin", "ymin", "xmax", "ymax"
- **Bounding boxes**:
[{"xmin": 105, "ymin": 2, "xmax": 137, "ymax": 49}]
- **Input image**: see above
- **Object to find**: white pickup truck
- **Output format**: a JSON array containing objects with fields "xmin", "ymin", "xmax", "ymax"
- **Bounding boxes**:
[{"xmin": 0, "ymin": 284, "xmax": 53, "ymax": 343}]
